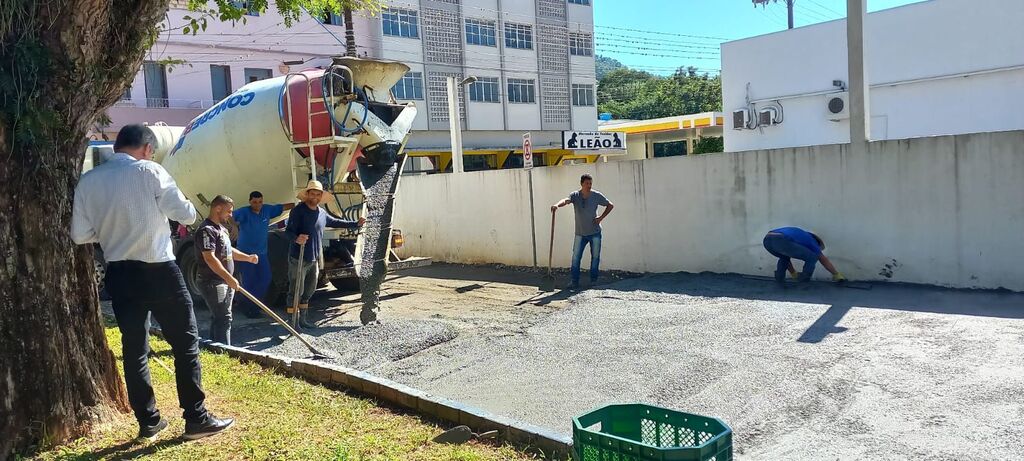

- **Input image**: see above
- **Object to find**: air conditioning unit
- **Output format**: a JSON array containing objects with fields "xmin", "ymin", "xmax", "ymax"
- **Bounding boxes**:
[
  {"xmin": 825, "ymin": 92, "xmax": 849, "ymax": 121},
  {"xmin": 759, "ymin": 107, "xmax": 779, "ymax": 126},
  {"xmin": 732, "ymin": 109, "xmax": 751, "ymax": 130}
]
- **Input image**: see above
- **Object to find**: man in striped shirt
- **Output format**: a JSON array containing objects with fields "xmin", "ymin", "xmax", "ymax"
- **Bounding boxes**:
[{"xmin": 72, "ymin": 125, "xmax": 233, "ymax": 441}]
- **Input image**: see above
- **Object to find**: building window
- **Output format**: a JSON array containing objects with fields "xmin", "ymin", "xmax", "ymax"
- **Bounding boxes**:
[
  {"xmin": 465, "ymin": 18, "xmax": 496, "ymax": 47},
  {"xmin": 469, "ymin": 77, "xmax": 500, "ymax": 103},
  {"xmin": 392, "ymin": 71, "xmax": 424, "ymax": 100},
  {"xmin": 383, "ymin": 8, "xmax": 419, "ymax": 38},
  {"xmin": 122, "ymin": 86, "xmax": 131, "ymax": 100},
  {"xmin": 143, "ymin": 61, "xmax": 168, "ymax": 108},
  {"xmin": 320, "ymin": 12, "xmax": 343, "ymax": 26},
  {"xmin": 504, "ymin": 23, "xmax": 533, "ymax": 50},
  {"xmin": 243, "ymin": 68, "xmax": 272, "ymax": 83},
  {"xmin": 507, "ymin": 78, "xmax": 536, "ymax": 104},
  {"xmin": 568, "ymin": 0, "xmax": 590, "ymax": 5},
  {"xmin": 210, "ymin": 65, "xmax": 232, "ymax": 101},
  {"xmin": 569, "ymin": 32, "xmax": 592, "ymax": 56},
  {"xmin": 571, "ymin": 83, "xmax": 594, "ymax": 106},
  {"xmin": 230, "ymin": 0, "xmax": 259, "ymax": 16}
]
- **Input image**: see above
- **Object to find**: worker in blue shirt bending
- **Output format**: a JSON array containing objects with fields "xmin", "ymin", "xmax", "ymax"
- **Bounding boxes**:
[
  {"xmin": 762, "ymin": 227, "xmax": 846, "ymax": 287},
  {"xmin": 231, "ymin": 191, "xmax": 293, "ymax": 318},
  {"xmin": 285, "ymin": 180, "xmax": 363, "ymax": 328}
]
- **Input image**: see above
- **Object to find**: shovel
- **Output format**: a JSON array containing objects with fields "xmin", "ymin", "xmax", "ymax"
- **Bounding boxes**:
[
  {"xmin": 540, "ymin": 209, "xmax": 556, "ymax": 291},
  {"xmin": 236, "ymin": 286, "xmax": 330, "ymax": 359},
  {"xmin": 291, "ymin": 242, "xmax": 306, "ymax": 329}
]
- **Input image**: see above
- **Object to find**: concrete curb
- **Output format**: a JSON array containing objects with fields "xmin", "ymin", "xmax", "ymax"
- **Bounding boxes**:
[
  {"xmin": 202, "ymin": 340, "xmax": 573, "ymax": 459},
  {"xmin": 127, "ymin": 316, "xmax": 572, "ymax": 459}
]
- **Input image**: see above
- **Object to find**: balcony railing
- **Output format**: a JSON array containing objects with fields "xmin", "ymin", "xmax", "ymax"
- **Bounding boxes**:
[{"xmin": 114, "ymin": 98, "xmax": 220, "ymax": 110}]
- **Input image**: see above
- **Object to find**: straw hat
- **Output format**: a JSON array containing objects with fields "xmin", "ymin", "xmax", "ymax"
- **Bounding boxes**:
[{"xmin": 297, "ymin": 179, "xmax": 325, "ymax": 201}]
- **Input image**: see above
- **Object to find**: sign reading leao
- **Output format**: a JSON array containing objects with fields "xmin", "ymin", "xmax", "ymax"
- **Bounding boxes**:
[{"xmin": 561, "ymin": 131, "xmax": 626, "ymax": 151}]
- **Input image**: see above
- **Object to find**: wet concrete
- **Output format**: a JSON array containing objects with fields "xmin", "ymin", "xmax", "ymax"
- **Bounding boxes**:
[{"xmin": 183, "ymin": 267, "xmax": 1024, "ymax": 459}]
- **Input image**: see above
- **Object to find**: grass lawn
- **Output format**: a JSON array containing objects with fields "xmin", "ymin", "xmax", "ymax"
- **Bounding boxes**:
[{"xmin": 32, "ymin": 326, "xmax": 538, "ymax": 461}]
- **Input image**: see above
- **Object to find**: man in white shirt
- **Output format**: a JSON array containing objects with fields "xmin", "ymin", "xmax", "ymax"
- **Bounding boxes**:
[{"xmin": 72, "ymin": 124, "xmax": 233, "ymax": 441}]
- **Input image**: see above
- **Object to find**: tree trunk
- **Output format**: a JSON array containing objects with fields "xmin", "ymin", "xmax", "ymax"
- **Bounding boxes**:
[{"xmin": 0, "ymin": 0, "xmax": 170, "ymax": 457}]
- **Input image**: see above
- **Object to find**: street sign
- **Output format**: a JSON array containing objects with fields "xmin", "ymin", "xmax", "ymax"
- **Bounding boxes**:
[
  {"xmin": 523, "ymin": 132, "xmax": 533, "ymax": 169},
  {"xmin": 561, "ymin": 131, "xmax": 626, "ymax": 151}
]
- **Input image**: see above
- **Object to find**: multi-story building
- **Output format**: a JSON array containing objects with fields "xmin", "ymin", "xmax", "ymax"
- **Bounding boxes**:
[
  {"xmin": 104, "ymin": 0, "xmax": 598, "ymax": 171},
  {"xmin": 721, "ymin": 0, "xmax": 1024, "ymax": 152}
]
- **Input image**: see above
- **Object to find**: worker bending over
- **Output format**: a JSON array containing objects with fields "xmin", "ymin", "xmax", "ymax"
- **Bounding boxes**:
[{"xmin": 762, "ymin": 227, "xmax": 846, "ymax": 286}]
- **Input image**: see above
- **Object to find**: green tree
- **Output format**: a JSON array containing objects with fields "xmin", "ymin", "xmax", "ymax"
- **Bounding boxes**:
[
  {"xmin": 595, "ymin": 54, "xmax": 625, "ymax": 80},
  {"xmin": 0, "ymin": 0, "xmax": 378, "ymax": 457},
  {"xmin": 597, "ymin": 66, "xmax": 722, "ymax": 120},
  {"xmin": 692, "ymin": 136, "xmax": 725, "ymax": 154}
]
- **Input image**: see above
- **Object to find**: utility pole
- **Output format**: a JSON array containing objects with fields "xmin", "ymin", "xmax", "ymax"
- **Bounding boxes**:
[
  {"xmin": 847, "ymin": 0, "xmax": 870, "ymax": 147},
  {"xmin": 344, "ymin": 7, "xmax": 356, "ymax": 57},
  {"xmin": 753, "ymin": 0, "xmax": 795, "ymax": 29},
  {"xmin": 786, "ymin": 0, "xmax": 794, "ymax": 29}
]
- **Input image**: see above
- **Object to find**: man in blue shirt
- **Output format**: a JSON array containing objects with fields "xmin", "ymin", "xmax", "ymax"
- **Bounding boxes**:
[
  {"xmin": 763, "ymin": 227, "xmax": 846, "ymax": 287},
  {"xmin": 231, "ymin": 191, "xmax": 293, "ymax": 318},
  {"xmin": 285, "ymin": 180, "xmax": 363, "ymax": 328}
]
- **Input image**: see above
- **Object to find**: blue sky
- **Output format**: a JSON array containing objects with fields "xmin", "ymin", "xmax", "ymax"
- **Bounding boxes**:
[{"xmin": 591, "ymin": 0, "xmax": 929, "ymax": 75}]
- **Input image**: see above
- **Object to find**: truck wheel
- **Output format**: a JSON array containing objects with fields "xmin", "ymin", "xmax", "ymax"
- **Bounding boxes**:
[
  {"xmin": 177, "ymin": 246, "xmax": 206, "ymax": 309},
  {"xmin": 93, "ymin": 247, "xmax": 111, "ymax": 301},
  {"xmin": 266, "ymin": 231, "xmax": 291, "ymax": 308},
  {"xmin": 330, "ymin": 277, "xmax": 361, "ymax": 293}
]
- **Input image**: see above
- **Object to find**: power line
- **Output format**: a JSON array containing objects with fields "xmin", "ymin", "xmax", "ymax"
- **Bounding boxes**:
[
  {"xmin": 806, "ymin": 0, "xmax": 845, "ymax": 17},
  {"xmin": 594, "ymin": 25, "xmax": 731, "ymax": 42}
]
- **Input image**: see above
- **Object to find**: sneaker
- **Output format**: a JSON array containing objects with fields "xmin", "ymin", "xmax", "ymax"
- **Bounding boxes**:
[
  {"xmin": 137, "ymin": 418, "xmax": 168, "ymax": 441},
  {"xmin": 183, "ymin": 415, "xmax": 234, "ymax": 440},
  {"xmin": 566, "ymin": 283, "xmax": 580, "ymax": 291}
]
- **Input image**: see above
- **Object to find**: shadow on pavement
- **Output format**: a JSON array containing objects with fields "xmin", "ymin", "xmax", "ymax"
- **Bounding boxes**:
[{"xmin": 606, "ymin": 272, "xmax": 1024, "ymax": 344}]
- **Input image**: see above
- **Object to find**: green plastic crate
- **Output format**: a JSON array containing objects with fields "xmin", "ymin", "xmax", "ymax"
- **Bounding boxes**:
[{"xmin": 573, "ymin": 404, "xmax": 732, "ymax": 461}]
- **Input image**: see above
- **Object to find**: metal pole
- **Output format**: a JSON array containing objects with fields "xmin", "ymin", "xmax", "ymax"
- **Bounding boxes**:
[
  {"xmin": 787, "ymin": 0, "xmax": 794, "ymax": 29},
  {"xmin": 447, "ymin": 76, "xmax": 465, "ymax": 174},
  {"xmin": 528, "ymin": 168, "xmax": 537, "ymax": 267},
  {"xmin": 847, "ymin": 0, "xmax": 870, "ymax": 148}
]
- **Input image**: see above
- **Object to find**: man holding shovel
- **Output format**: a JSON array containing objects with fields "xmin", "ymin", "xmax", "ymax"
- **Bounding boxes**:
[
  {"xmin": 195, "ymin": 195, "xmax": 259, "ymax": 346},
  {"xmin": 284, "ymin": 180, "xmax": 364, "ymax": 328},
  {"xmin": 551, "ymin": 174, "xmax": 615, "ymax": 290}
]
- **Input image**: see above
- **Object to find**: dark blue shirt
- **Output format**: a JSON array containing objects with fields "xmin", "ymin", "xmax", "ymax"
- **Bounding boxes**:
[
  {"xmin": 284, "ymin": 204, "xmax": 358, "ymax": 262},
  {"xmin": 771, "ymin": 227, "xmax": 822, "ymax": 255},
  {"xmin": 232, "ymin": 204, "xmax": 285, "ymax": 255}
]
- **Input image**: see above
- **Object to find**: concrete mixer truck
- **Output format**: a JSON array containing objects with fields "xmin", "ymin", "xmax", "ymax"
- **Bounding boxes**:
[{"xmin": 88, "ymin": 57, "xmax": 429, "ymax": 316}]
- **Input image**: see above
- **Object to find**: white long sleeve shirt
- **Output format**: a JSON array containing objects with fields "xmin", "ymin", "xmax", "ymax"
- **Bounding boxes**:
[{"xmin": 72, "ymin": 153, "xmax": 197, "ymax": 262}]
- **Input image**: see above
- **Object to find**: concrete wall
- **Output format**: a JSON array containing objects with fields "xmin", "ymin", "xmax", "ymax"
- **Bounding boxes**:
[
  {"xmin": 395, "ymin": 130, "xmax": 1024, "ymax": 291},
  {"xmin": 722, "ymin": 0, "xmax": 1024, "ymax": 152}
]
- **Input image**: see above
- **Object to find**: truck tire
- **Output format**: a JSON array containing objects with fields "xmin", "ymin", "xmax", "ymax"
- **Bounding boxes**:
[
  {"xmin": 177, "ymin": 245, "xmax": 206, "ymax": 309},
  {"xmin": 266, "ymin": 231, "xmax": 291, "ymax": 308},
  {"xmin": 330, "ymin": 277, "xmax": 360, "ymax": 293},
  {"xmin": 93, "ymin": 246, "xmax": 111, "ymax": 301}
]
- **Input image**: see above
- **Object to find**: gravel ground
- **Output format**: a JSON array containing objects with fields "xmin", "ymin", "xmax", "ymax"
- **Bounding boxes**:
[{"xmin": 171, "ymin": 266, "xmax": 1024, "ymax": 459}]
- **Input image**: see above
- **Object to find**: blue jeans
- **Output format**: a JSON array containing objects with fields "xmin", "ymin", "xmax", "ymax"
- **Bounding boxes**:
[
  {"xmin": 198, "ymin": 279, "xmax": 233, "ymax": 345},
  {"xmin": 570, "ymin": 231, "xmax": 602, "ymax": 285},
  {"xmin": 235, "ymin": 253, "xmax": 270, "ymax": 315},
  {"xmin": 763, "ymin": 232, "xmax": 818, "ymax": 282}
]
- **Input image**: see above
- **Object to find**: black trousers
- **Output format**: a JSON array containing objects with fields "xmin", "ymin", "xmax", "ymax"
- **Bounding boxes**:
[{"xmin": 106, "ymin": 260, "xmax": 209, "ymax": 426}]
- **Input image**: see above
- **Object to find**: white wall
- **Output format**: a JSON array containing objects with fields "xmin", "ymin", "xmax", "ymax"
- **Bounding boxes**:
[
  {"xmin": 395, "ymin": 130, "xmax": 1024, "ymax": 291},
  {"xmin": 722, "ymin": 0, "xmax": 1024, "ymax": 152}
]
